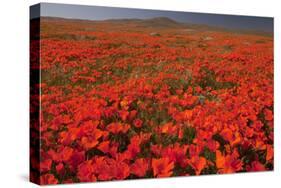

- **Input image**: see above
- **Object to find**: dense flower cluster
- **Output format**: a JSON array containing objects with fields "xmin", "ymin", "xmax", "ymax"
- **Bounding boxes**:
[{"xmin": 36, "ymin": 18, "xmax": 273, "ymax": 185}]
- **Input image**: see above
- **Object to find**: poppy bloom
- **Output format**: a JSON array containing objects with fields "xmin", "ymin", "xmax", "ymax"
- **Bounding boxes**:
[
  {"xmin": 152, "ymin": 157, "xmax": 174, "ymax": 177},
  {"xmin": 264, "ymin": 108, "xmax": 273, "ymax": 121},
  {"xmin": 266, "ymin": 145, "xmax": 273, "ymax": 161},
  {"xmin": 188, "ymin": 156, "xmax": 207, "ymax": 175},
  {"xmin": 97, "ymin": 141, "xmax": 110, "ymax": 154},
  {"xmin": 40, "ymin": 174, "xmax": 58, "ymax": 185},
  {"xmin": 106, "ymin": 122, "xmax": 130, "ymax": 134},
  {"xmin": 81, "ymin": 136, "xmax": 100, "ymax": 150},
  {"xmin": 68, "ymin": 151, "xmax": 85, "ymax": 170},
  {"xmin": 131, "ymin": 158, "xmax": 149, "ymax": 177},
  {"xmin": 77, "ymin": 160, "xmax": 97, "ymax": 182},
  {"xmin": 162, "ymin": 143, "xmax": 188, "ymax": 167},
  {"xmin": 114, "ymin": 161, "xmax": 130, "ymax": 180},
  {"xmin": 40, "ymin": 159, "xmax": 52, "ymax": 173},
  {"xmin": 133, "ymin": 118, "xmax": 143, "ymax": 128},
  {"xmin": 56, "ymin": 163, "xmax": 65, "ymax": 176},
  {"xmin": 247, "ymin": 161, "xmax": 266, "ymax": 172},
  {"xmin": 216, "ymin": 150, "xmax": 243, "ymax": 173}
]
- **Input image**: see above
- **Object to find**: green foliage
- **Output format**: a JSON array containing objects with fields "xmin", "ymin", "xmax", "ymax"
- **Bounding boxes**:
[
  {"xmin": 200, "ymin": 165, "xmax": 218, "ymax": 175},
  {"xmin": 86, "ymin": 147, "xmax": 105, "ymax": 159},
  {"xmin": 181, "ymin": 126, "xmax": 196, "ymax": 144},
  {"xmin": 200, "ymin": 147, "xmax": 216, "ymax": 163},
  {"xmin": 198, "ymin": 67, "xmax": 237, "ymax": 90},
  {"xmin": 212, "ymin": 133, "xmax": 229, "ymax": 152},
  {"xmin": 108, "ymin": 133, "xmax": 130, "ymax": 152}
]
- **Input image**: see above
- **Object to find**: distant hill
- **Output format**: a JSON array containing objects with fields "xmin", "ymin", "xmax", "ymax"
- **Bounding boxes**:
[
  {"xmin": 40, "ymin": 16, "xmax": 273, "ymax": 36},
  {"xmin": 101, "ymin": 17, "xmax": 183, "ymax": 28},
  {"xmin": 138, "ymin": 17, "xmax": 183, "ymax": 28}
]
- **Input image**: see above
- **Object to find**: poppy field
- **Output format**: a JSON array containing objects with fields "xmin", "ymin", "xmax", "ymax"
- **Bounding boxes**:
[{"xmin": 30, "ymin": 16, "xmax": 273, "ymax": 185}]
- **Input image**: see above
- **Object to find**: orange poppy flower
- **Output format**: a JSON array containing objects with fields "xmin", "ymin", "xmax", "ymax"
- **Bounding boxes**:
[
  {"xmin": 106, "ymin": 122, "xmax": 130, "ymax": 134},
  {"xmin": 189, "ymin": 156, "xmax": 206, "ymax": 175},
  {"xmin": 216, "ymin": 150, "xmax": 243, "ymax": 173},
  {"xmin": 266, "ymin": 145, "xmax": 273, "ymax": 161},
  {"xmin": 152, "ymin": 157, "xmax": 174, "ymax": 177},
  {"xmin": 80, "ymin": 129, "xmax": 103, "ymax": 150}
]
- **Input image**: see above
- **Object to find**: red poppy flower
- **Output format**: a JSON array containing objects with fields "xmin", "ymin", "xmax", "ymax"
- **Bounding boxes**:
[
  {"xmin": 247, "ymin": 161, "xmax": 266, "ymax": 172},
  {"xmin": 40, "ymin": 174, "xmax": 58, "ymax": 185},
  {"xmin": 77, "ymin": 160, "xmax": 97, "ymax": 182},
  {"xmin": 131, "ymin": 158, "xmax": 149, "ymax": 177},
  {"xmin": 264, "ymin": 108, "xmax": 273, "ymax": 121},
  {"xmin": 133, "ymin": 118, "xmax": 143, "ymax": 128},
  {"xmin": 56, "ymin": 163, "xmax": 65, "ymax": 176},
  {"xmin": 114, "ymin": 161, "xmax": 130, "ymax": 180},
  {"xmin": 40, "ymin": 159, "xmax": 52, "ymax": 173},
  {"xmin": 107, "ymin": 122, "xmax": 130, "ymax": 134}
]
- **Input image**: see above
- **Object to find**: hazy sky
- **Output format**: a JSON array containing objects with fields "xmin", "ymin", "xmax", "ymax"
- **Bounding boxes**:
[{"xmin": 30, "ymin": 3, "xmax": 273, "ymax": 32}]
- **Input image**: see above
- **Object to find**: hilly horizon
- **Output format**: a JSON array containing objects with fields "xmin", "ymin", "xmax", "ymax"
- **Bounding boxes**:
[{"xmin": 39, "ymin": 16, "xmax": 273, "ymax": 36}]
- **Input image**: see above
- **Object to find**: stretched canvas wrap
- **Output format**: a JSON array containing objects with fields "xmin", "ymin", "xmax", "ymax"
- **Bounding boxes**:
[{"xmin": 30, "ymin": 3, "xmax": 274, "ymax": 185}]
